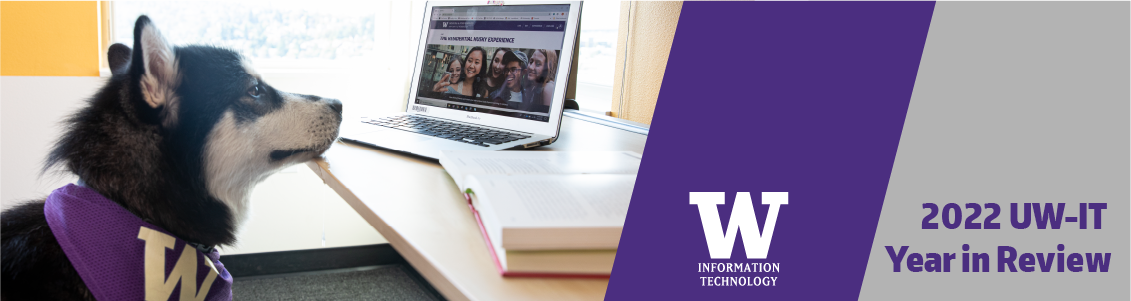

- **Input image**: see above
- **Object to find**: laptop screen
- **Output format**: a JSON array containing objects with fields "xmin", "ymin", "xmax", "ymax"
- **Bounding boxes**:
[{"xmin": 413, "ymin": 4, "xmax": 571, "ymax": 123}]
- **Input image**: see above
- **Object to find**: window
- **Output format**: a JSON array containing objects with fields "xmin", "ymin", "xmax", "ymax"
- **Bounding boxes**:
[
  {"xmin": 108, "ymin": 2, "xmax": 639, "ymax": 119},
  {"xmin": 575, "ymin": 1, "xmax": 621, "ymax": 114},
  {"xmin": 112, "ymin": 1, "xmax": 380, "ymax": 69},
  {"xmin": 109, "ymin": 2, "xmax": 425, "ymax": 115}
]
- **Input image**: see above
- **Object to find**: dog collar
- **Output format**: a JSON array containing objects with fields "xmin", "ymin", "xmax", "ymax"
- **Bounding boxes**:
[
  {"xmin": 44, "ymin": 184, "xmax": 233, "ymax": 301},
  {"xmin": 189, "ymin": 241, "xmax": 216, "ymax": 254}
]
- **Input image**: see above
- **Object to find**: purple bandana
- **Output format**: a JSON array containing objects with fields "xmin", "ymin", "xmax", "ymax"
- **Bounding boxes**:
[{"xmin": 44, "ymin": 184, "xmax": 233, "ymax": 301}]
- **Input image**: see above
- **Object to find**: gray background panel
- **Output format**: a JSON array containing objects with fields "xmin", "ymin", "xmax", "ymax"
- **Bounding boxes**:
[{"xmin": 860, "ymin": 2, "xmax": 1129, "ymax": 300}]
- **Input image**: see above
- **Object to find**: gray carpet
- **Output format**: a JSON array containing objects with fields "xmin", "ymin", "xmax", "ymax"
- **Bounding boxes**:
[{"xmin": 233, "ymin": 264, "xmax": 445, "ymax": 301}]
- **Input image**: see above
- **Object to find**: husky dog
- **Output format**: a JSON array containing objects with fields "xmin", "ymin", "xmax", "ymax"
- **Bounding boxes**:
[{"xmin": 1, "ymin": 16, "xmax": 342, "ymax": 300}]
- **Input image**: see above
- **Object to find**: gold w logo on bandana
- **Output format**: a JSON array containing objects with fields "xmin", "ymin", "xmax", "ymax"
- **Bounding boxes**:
[{"xmin": 137, "ymin": 227, "xmax": 220, "ymax": 301}]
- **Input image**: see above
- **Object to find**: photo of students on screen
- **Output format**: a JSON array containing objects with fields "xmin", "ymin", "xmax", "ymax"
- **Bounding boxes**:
[
  {"xmin": 489, "ymin": 51, "xmax": 527, "ymax": 106},
  {"xmin": 483, "ymin": 47, "xmax": 511, "ymax": 97},
  {"xmin": 432, "ymin": 55, "xmax": 463, "ymax": 94},
  {"xmin": 487, "ymin": 50, "xmax": 555, "ymax": 113},
  {"xmin": 524, "ymin": 49, "xmax": 557, "ymax": 112},
  {"xmin": 417, "ymin": 45, "xmax": 559, "ymax": 115},
  {"xmin": 412, "ymin": 4, "xmax": 568, "ymax": 122},
  {"xmin": 431, "ymin": 46, "xmax": 489, "ymax": 97}
]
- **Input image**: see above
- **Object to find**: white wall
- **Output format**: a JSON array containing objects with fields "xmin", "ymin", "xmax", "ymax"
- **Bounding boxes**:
[{"xmin": 1, "ymin": 76, "xmax": 95, "ymax": 209}]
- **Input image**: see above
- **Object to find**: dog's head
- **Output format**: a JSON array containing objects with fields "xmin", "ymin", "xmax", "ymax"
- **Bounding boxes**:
[
  {"xmin": 49, "ymin": 16, "xmax": 342, "ymax": 245},
  {"xmin": 130, "ymin": 16, "xmax": 344, "ymax": 227}
]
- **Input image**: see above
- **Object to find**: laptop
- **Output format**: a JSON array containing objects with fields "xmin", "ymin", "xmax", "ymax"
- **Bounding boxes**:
[{"xmin": 341, "ymin": 1, "xmax": 582, "ymax": 160}]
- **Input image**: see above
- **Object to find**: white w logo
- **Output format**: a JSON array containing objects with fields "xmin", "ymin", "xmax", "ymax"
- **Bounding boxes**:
[{"xmin": 690, "ymin": 192, "xmax": 788, "ymax": 259}]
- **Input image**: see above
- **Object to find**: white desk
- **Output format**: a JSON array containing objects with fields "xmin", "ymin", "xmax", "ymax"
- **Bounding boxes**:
[{"xmin": 307, "ymin": 114, "xmax": 646, "ymax": 301}]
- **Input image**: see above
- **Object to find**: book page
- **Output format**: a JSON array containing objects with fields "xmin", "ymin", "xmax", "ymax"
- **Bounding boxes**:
[
  {"xmin": 470, "ymin": 174, "xmax": 635, "ymax": 227},
  {"xmin": 441, "ymin": 151, "xmax": 641, "ymax": 177}
]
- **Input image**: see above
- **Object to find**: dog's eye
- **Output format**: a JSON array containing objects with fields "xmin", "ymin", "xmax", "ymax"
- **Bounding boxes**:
[{"xmin": 247, "ymin": 85, "xmax": 261, "ymax": 98}]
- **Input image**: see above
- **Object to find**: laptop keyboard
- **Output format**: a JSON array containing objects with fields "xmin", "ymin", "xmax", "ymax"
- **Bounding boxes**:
[{"xmin": 363, "ymin": 115, "xmax": 532, "ymax": 147}]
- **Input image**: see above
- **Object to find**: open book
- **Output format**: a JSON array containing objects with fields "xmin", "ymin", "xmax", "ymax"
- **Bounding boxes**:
[{"xmin": 439, "ymin": 151, "xmax": 640, "ymax": 276}]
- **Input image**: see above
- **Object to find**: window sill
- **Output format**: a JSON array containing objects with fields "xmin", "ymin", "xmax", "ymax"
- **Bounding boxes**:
[{"xmin": 563, "ymin": 109, "xmax": 649, "ymax": 135}]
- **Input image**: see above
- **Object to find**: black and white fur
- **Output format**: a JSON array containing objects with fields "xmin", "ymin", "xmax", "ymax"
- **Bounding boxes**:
[{"xmin": 1, "ymin": 16, "xmax": 343, "ymax": 300}]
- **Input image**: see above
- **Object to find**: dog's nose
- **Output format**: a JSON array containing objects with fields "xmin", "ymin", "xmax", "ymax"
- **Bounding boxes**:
[{"xmin": 325, "ymin": 98, "xmax": 343, "ymax": 115}]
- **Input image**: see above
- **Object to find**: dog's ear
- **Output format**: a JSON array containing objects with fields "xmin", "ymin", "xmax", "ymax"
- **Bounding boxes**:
[
  {"xmin": 130, "ymin": 16, "xmax": 179, "ymax": 111},
  {"xmin": 108, "ymin": 43, "xmax": 131, "ymax": 76}
]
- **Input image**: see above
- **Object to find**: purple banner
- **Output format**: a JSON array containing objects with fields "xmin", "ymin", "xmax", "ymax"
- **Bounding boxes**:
[{"xmin": 607, "ymin": 2, "xmax": 934, "ymax": 299}]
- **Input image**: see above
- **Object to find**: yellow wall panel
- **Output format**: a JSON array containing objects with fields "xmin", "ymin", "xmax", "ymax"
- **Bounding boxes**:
[{"xmin": 1, "ymin": 1, "xmax": 99, "ymax": 76}]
